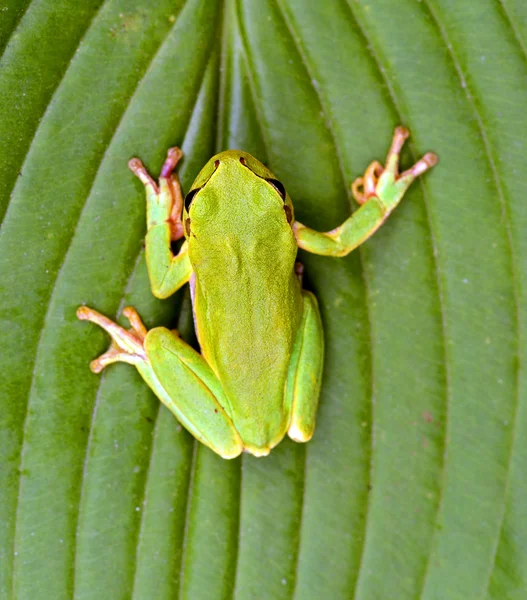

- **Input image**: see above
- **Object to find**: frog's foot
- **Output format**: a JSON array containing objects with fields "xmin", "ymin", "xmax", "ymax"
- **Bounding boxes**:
[
  {"xmin": 76, "ymin": 306, "xmax": 148, "ymax": 373},
  {"xmin": 351, "ymin": 126, "xmax": 438, "ymax": 211},
  {"xmin": 128, "ymin": 147, "xmax": 185, "ymax": 241}
]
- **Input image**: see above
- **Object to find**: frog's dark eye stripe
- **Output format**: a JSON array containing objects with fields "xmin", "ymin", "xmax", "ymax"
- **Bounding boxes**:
[
  {"xmin": 266, "ymin": 178, "xmax": 286, "ymax": 200},
  {"xmin": 184, "ymin": 187, "xmax": 201, "ymax": 212},
  {"xmin": 239, "ymin": 156, "xmax": 287, "ymax": 201}
]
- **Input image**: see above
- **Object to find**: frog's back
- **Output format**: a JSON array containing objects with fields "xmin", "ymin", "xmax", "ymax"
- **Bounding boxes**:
[{"xmin": 186, "ymin": 154, "xmax": 302, "ymax": 453}]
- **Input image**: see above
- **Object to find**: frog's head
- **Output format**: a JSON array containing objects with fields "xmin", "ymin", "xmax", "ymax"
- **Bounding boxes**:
[{"xmin": 182, "ymin": 151, "xmax": 294, "ymax": 238}]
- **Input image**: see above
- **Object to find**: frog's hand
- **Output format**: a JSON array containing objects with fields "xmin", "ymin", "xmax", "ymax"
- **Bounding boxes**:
[
  {"xmin": 77, "ymin": 306, "xmax": 243, "ymax": 459},
  {"xmin": 129, "ymin": 148, "xmax": 193, "ymax": 299},
  {"xmin": 285, "ymin": 291, "xmax": 324, "ymax": 443},
  {"xmin": 294, "ymin": 127, "xmax": 437, "ymax": 257}
]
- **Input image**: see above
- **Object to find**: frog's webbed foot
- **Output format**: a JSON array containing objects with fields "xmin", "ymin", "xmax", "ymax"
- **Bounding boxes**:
[
  {"xmin": 76, "ymin": 306, "xmax": 148, "ymax": 373},
  {"xmin": 351, "ymin": 126, "xmax": 438, "ymax": 211},
  {"xmin": 128, "ymin": 147, "xmax": 185, "ymax": 241}
]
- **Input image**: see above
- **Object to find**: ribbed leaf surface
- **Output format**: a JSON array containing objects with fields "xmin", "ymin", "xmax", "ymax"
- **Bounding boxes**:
[{"xmin": 1, "ymin": 1, "xmax": 526, "ymax": 598}]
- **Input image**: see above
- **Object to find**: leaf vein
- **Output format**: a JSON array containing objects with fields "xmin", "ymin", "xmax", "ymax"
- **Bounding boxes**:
[
  {"xmin": 0, "ymin": 0, "xmax": 32, "ymax": 59},
  {"xmin": 496, "ymin": 0, "xmax": 527, "ymax": 65},
  {"xmin": 340, "ymin": 1, "xmax": 453, "ymax": 596},
  {"xmin": 12, "ymin": 5, "xmax": 192, "ymax": 596},
  {"xmin": 177, "ymin": 441, "xmax": 198, "ymax": 598},
  {"xmin": 416, "ymin": 1, "xmax": 521, "ymax": 596},
  {"xmin": 270, "ymin": 1, "xmax": 376, "ymax": 594},
  {"xmin": 0, "ymin": 0, "xmax": 107, "ymax": 230}
]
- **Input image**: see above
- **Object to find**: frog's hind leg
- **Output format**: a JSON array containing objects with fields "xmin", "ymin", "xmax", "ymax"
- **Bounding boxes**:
[
  {"xmin": 143, "ymin": 327, "xmax": 244, "ymax": 459},
  {"xmin": 285, "ymin": 291, "xmax": 324, "ymax": 443},
  {"xmin": 77, "ymin": 306, "xmax": 243, "ymax": 459}
]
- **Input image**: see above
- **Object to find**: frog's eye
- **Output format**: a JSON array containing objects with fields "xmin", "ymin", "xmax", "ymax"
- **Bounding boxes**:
[
  {"xmin": 184, "ymin": 187, "xmax": 201, "ymax": 212},
  {"xmin": 239, "ymin": 156, "xmax": 286, "ymax": 201},
  {"xmin": 266, "ymin": 178, "xmax": 286, "ymax": 200}
]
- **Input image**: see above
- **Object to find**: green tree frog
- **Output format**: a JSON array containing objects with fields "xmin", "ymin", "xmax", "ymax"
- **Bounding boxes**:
[{"xmin": 78, "ymin": 127, "xmax": 437, "ymax": 459}]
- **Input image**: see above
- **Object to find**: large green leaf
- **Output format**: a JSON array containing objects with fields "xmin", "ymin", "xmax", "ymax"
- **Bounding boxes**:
[{"xmin": 1, "ymin": 0, "xmax": 526, "ymax": 598}]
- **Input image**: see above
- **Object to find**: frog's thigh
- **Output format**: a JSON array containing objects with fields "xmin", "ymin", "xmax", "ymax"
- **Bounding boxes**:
[
  {"xmin": 141, "ymin": 327, "xmax": 243, "ymax": 459},
  {"xmin": 286, "ymin": 291, "xmax": 324, "ymax": 442}
]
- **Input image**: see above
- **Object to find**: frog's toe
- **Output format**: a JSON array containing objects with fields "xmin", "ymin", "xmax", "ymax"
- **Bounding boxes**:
[
  {"xmin": 244, "ymin": 445, "xmax": 271, "ymax": 458},
  {"xmin": 351, "ymin": 127, "xmax": 438, "ymax": 212},
  {"xmin": 77, "ymin": 305, "xmax": 147, "ymax": 371},
  {"xmin": 89, "ymin": 341, "xmax": 122, "ymax": 373}
]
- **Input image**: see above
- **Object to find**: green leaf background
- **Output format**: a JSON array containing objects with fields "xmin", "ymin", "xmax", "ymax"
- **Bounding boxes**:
[{"xmin": 1, "ymin": 0, "xmax": 526, "ymax": 598}]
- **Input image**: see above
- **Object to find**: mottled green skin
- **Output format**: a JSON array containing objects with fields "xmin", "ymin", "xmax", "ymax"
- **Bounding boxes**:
[{"xmin": 186, "ymin": 152, "xmax": 302, "ymax": 451}]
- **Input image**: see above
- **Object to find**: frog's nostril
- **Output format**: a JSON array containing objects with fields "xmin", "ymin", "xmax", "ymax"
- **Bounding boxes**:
[
  {"xmin": 239, "ymin": 157, "xmax": 246, "ymax": 165},
  {"xmin": 214, "ymin": 159, "xmax": 220, "ymax": 168}
]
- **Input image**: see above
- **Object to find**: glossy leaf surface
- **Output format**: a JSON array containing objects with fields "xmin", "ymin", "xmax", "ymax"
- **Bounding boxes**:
[{"xmin": 1, "ymin": 1, "xmax": 526, "ymax": 598}]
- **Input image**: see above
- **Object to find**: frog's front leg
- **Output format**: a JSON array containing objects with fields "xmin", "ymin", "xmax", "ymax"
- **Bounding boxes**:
[
  {"xmin": 129, "ymin": 147, "xmax": 192, "ymax": 299},
  {"xmin": 285, "ymin": 291, "xmax": 324, "ymax": 443},
  {"xmin": 293, "ymin": 127, "xmax": 438, "ymax": 257},
  {"xmin": 77, "ymin": 306, "xmax": 243, "ymax": 459}
]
